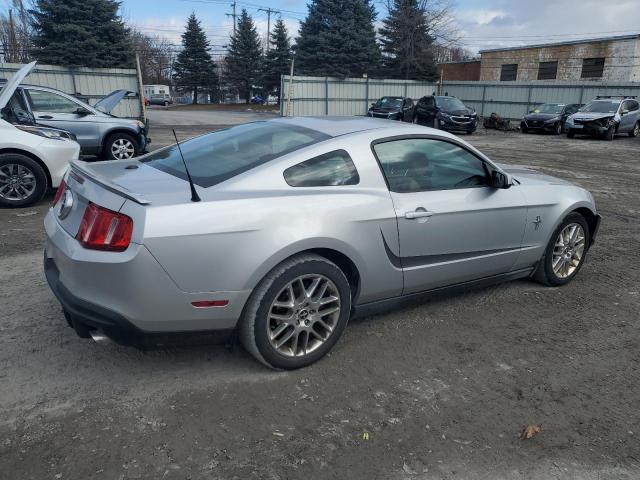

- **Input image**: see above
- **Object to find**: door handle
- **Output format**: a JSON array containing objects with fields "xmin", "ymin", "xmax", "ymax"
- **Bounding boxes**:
[
  {"xmin": 405, "ymin": 209, "xmax": 433, "ymax": 219},
  {"xmin": 38, "ymin": 115, "xmax": 53, "ymax": 119}
]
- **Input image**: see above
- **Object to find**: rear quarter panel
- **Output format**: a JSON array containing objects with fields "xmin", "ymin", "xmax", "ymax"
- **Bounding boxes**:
[{"xmin": 142, "ymin": 133, "xmax": 405, "ymax": 304}]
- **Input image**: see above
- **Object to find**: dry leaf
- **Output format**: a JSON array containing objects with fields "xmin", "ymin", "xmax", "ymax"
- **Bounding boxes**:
[{"xmin": 519, "ymin": 424, "xmax": 542, "ymax": 440}]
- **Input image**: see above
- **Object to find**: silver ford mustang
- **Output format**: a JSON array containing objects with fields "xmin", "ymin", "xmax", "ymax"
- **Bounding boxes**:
[{"xmin": 44, "ymin": 117, "xmax": 601, "ymax": 369}]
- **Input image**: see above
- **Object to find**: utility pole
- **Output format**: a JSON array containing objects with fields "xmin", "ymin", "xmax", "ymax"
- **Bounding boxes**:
[
  {"xmin": 286, "ymin": 55, "xmax": 295, "ymax": 117},
  {"xmin": 257, "ymin": 8, "xmax": 279, "ymax": 52},
  {"xmin": 226, "ymin": 1, "xmax": 237, "ymax": 35}
]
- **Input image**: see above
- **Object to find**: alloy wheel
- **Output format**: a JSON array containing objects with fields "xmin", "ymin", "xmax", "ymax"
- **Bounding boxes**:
[
  {"xmin": 267, "ymin": 274, "xmax": 341, "ymax": 357},
  {"xmin": 111, "ymin": 138, "xmax": 135, "ymax": 159},
  {"xmin": 552, "ymin": 223, "xmax": 586, "ymax": 278},
  {"xmin": 0, "ymin": 163, "xmax": 36, "ymax": 201},
  {"xmin": 633, "ymin": 123, "xmax": 639, "ymax": 137}
]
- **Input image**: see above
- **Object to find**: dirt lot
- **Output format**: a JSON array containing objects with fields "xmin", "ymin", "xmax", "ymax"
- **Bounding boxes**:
[{"xmin": 0, "ymin": 125, "xmax": 639, "ymax": 479}]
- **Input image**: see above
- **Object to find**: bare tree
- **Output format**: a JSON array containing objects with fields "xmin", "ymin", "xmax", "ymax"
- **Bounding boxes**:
[
  {"xmin": 129, "ymin": 28, "xmax": 174, "ymax": 84},
  {"xmin": 379, "ymin": 0, "xmax": 463, "ymax": 79},
  {"xmin": 0, "ymin": 0, "xmax": 33, "ymax": 63}
]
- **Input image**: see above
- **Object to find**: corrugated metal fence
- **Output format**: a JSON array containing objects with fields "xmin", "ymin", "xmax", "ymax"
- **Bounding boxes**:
[
  {"xmin": 0, "ymin": 62, "xmax": 143, "ymax": 119},
  {"xmin": 280, "ymin": 75, "xmax": 640, "ymax": 119}
]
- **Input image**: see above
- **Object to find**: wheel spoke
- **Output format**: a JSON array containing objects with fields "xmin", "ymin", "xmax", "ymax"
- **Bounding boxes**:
[
  {"xmin": 275, "ymin": 329, "xmax": 295, "ymax": 349},
  {"xmin": 270, "ymin": 323, "xmax": 290, "ymax": 341}
]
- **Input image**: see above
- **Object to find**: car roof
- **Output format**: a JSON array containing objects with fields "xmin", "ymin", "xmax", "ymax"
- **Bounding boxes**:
[{"xmin": 270, "ymin": 116, "xmax": 399, "ymax": 137}]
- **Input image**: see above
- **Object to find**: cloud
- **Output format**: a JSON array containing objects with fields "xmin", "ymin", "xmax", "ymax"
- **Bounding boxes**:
[{"xmin": 453, "ymin": 0, "xmax": 640, "ymax": 53}]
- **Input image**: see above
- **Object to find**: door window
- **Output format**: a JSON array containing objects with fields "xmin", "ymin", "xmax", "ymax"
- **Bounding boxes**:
[
  {"xmin": 624, "ymin": 100, "xmax": 639, "ymax": 112},
  {"xmin": 27, "ymin": 89, "xmax": 81, "ymax": 113},
  {"xmin": 284, "ymin": 150, "xmax": 359, "ymax": 187},
  {"xmin": 373, "ymin": 138, "xmax": 489, "ymax": 193}
]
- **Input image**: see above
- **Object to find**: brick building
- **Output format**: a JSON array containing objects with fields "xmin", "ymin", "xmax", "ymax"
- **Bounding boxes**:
[
  {"xmin": 436, "ymin": 60, "xmax": 481, "ymax": 81},
  {"xmin": 479, "ymin": 34, "xmax": 640, "ymax": 82}
]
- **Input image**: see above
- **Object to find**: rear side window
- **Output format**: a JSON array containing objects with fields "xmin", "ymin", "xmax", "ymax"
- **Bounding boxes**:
[
  {"xmin": 284, "ymin": 150, "xmax": 359, "ymax": 187},
  {"xmin": 143, "ymin": 122, "xmax": 330, "ymax": 188}
]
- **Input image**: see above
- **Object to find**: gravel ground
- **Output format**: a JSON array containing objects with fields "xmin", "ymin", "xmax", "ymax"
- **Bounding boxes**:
[{"xmin": 0, "ymin": 124, "xmax": 639, "ymax": 480}]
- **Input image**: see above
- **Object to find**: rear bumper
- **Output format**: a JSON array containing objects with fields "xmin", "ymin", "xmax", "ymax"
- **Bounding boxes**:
[{"xmin": 44, "ymin": 209, "xmax": 250, "ymax": 344}]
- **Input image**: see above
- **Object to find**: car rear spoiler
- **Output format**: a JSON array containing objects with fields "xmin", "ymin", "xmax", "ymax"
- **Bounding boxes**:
[{"xmin": 70, "ymin": 159, "xmax": 151, "ymax": 205}]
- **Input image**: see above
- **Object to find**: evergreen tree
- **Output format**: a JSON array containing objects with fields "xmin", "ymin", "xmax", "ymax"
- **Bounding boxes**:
[
  {"xmin": 295, "ymin": 0, "xmax": 380, "ymax": 78},
  {"xmin": 225, "ymin": 9, "xmax": 262, "ymax": 103},
  {"xmin": 378, "ymin": 0, "xmax": 437, "ymax": 80},
  {"xmin": 30, "ymin": 0, "xmax": 132, "ymax": 68},
  {"xmin": 173, "ymin": 13, "xmax": 218, "ymax": 104},
  {"xmin": 263, "ymin": 19, "xmax": 291, "ymax": 97}
]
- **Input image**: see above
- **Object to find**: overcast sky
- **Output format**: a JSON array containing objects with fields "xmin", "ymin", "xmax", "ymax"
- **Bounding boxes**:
[{"xmin": 115, "ymin": 0, "xmax": 640, "ymax": 54}]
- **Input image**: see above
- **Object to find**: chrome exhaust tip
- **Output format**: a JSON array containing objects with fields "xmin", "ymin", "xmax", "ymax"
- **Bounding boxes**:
[{"xmin": 89, "ymin": 330, "xmax": 111, "ymax": 344}]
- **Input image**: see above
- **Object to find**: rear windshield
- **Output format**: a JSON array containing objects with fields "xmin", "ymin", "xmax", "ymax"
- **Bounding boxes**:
[{"xmin": 142, "ymin": 122, "xmax": 330, "ymax": 188}]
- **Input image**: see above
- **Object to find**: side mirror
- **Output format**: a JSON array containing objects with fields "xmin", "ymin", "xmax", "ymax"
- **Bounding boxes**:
[
  {"xmin": 74, "ymin": 107, "xmax": 91, "ymax": 116},
  {"xmin": 491, "ymin": 170, "xmax": 512, "ymax": 189}
]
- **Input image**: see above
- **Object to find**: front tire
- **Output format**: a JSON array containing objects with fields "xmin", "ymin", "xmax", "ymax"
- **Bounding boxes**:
[
  {"xmin": 605, "ymin": 125, "xmax": 615, "ymax": 141},
  {"xmin": 239, "ymin": 254, "xmax": 351, "ymax": 370},
  {"xmin": 554, "ymin": 122, "xmax": 562, "ymax": 135},
  {"xmin": 103, "ymin": 133, "xmax": 139, "ymax": 160},
  {"xmin": 0, "ymin": 154, "xmax": 48, "ymax": 208},
  {"xmin": 534, "ymin": 212, "xmax": 590, "ymax": 286},
  {"xmin": 567, "ymin": 129, "xmax": 575, "ymax": 138}
]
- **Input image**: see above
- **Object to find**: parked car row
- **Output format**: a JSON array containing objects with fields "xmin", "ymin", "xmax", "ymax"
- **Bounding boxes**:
[
  {"xmin": 367, "ymin": 95, "xmax": 479, "ymax": 134},
  {"xmin": 522, "ymin": 96, "xmax": 639, "ymax": 140},
  {"xmin": 368, "ymin": 93, "xmax": 640, "ymax": 142}
]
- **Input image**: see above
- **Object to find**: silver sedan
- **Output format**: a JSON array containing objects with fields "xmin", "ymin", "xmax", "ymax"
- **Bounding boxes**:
[{"xmin": 44, "ymin": 117, "xmax": 601, "ymax": 369}]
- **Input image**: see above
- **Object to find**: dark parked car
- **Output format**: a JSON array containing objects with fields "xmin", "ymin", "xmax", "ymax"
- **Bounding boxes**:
[
  {"xmin": 413, "ymin": 95, "xmax": 477, "ymax": 134},
  {"xmin": 367, "ymin": 96, "xmax": 414, "ymax": 121},
  {"xmin": 521, "ymin": 103, "xmax": 582, "ymax": 135}
]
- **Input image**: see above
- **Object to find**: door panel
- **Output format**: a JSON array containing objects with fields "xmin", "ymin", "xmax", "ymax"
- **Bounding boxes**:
[
  {"xmin": 389, "ymin": 187, "xmax": 527, "ymax": 294},
  {"xmin": 26, "ymin": 88, "xmax": 99, "ymax": 151},
  {"xmin": 373, "ymin": 137, "xmax": 528, "ymax": 294}
]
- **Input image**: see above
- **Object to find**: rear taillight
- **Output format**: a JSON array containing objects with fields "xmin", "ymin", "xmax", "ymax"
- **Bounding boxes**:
[
  {"xmin": 52, "ymin": 180, "xmax": 66, "ymax": 206},
  {"xmin": 76, "ymin": 203, "xmax": 133, "ymax": 252}
]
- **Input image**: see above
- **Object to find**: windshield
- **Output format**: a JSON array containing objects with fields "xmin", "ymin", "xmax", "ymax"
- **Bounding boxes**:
[
  {"xmin": 142, "ymin": 122, "xmax": 330, "ymax": 188},
  {"xmin": 375, "ymin": 97, "xmax": 403, "ymax": 109},
  {"xmin": 531, "ymin": 104, "xmax": 564, "ymax": 114},
  {"xmin": 436, "ymin": 97, "xmax": 466, "ymax": 111},
  {"xmin": 581, "ymin": 100, "xmax": 620, "ymax": 113}
]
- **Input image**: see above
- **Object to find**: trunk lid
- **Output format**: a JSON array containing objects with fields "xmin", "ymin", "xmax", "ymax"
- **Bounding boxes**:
[{"xmin": 57, "ymin": 159, "xmax": 186, "ymax": 244}]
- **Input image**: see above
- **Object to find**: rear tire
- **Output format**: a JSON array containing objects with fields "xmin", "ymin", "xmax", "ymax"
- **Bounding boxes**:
[
  {"xmin": 534, "ymin": 212, "xmax": 590, "ymax": 287},
  {"xmin": 102, "ymin": 133, "xmax": 139, "ymax": 160},
  {"xmin": 239, "ymin": 254, "xmax": 352, "ymax": 370},
  {"xmin": 629, "ymin": 122, "xmax": 639, "ymax": 138},
  {"xmin": 0, "ymin": 153, "xmax": 48, "ymax": 208}
]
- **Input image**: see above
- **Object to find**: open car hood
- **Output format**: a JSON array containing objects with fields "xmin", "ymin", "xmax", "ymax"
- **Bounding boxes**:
[
  {"xmin": 93, "ymin": 89, "xmax": 130, "ymax": 114},
  {"xmin": 0, "ymin": 61, "xmax": 36, "ymax": 109},
  {"xmin": 571, "ymin": 112, "xmax": 616, "ymax": 121}
]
